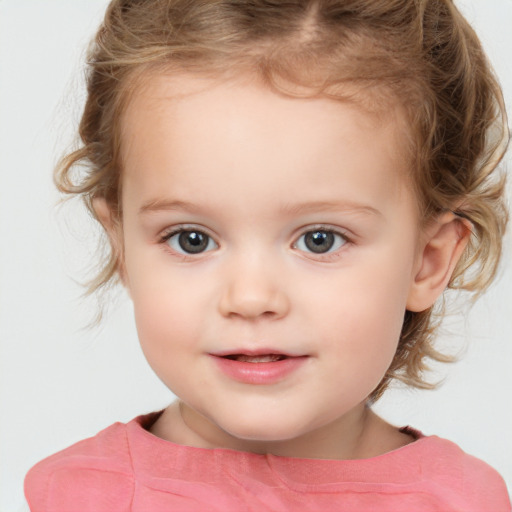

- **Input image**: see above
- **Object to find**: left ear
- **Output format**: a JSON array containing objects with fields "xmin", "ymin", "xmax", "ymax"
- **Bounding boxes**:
[{"xmin": 407, "ymin": 212, "xmax": 472, "ymax": 312}]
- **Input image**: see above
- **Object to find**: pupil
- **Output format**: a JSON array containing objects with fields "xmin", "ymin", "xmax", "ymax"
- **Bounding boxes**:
[
  {"xmin": 179, "ymin": 231, "xmax": 208, "ymax": 253},
  {"xmin": 305, "ymin": 231, "xmax": 334, "ymax": 253}
]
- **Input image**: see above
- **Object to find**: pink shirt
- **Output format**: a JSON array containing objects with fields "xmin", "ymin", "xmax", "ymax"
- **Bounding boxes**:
[{"xmin": 25, "ymin": 412, "xmax": 511, "ymax": 511}]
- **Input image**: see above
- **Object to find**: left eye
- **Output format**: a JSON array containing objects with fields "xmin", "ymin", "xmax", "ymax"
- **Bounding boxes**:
[
  {"xmin": 294, "ymin": 229, "xmax": 346, "ymax": 254},
  {"xmin": 165, "ymin": 229, "xmax": 218, "ymax": 255}
]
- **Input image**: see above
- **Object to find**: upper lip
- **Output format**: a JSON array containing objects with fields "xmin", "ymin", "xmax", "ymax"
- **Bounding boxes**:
[{"xmin": 210, "ymin": 348, "xmax": 305, "ymax": 358}]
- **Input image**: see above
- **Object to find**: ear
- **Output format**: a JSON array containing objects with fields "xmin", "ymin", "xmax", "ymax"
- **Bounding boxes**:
[
  {"xmin": 92, "ymin": 197, "xmax": 128, "ymax": 287},
  {"xmin": 406, "ymin": 212, "xmax": 472, "ymax": 312}
]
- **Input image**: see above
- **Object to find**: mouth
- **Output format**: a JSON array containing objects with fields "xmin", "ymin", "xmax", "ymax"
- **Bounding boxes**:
[
  {"xmin": 221, "ymin": 353, "xmax": 289, "ymax": 363},
  {"xmin": 209, "ymin": 350, "xmax": 308, "ymax": 384}
]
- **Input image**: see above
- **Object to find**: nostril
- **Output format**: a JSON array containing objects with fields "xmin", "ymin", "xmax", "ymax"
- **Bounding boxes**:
[{"xmin": 217, "ymin": 275, "xmax": 290, "ymax": 320}]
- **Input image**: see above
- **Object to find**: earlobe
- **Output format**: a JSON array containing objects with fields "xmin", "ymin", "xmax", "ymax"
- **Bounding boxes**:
[{"xmin": 406, "ymin": 212, "xmax": 472, "ymax": 312}]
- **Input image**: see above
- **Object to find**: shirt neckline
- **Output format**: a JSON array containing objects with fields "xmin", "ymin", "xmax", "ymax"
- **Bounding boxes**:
[{"xmin": 124, "ymin": 411, "xmax": 440, "ymax": 490}]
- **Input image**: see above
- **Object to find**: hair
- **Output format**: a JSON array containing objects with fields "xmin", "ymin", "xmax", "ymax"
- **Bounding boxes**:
[{"xmin": 56, "ymin": 0, "xmax": 509, "ymax": 400}]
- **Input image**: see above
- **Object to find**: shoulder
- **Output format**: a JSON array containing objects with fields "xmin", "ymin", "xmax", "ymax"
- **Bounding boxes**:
[
  {"xmin": 412, "ymin": 434, "xmax": 511, "ymax": 511},
  {"xmin": 24, "ymin": 420, "xmax": 135, "ymax": 512}
]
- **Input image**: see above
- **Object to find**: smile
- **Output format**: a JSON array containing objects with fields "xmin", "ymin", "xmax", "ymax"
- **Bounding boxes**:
[{"xmin": 209, "ymin": 351, "xmax": 309, "ymax": 385}]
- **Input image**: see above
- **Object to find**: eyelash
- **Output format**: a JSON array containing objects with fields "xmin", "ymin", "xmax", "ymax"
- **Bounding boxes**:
[{"xmin": 158, "ymin": 225, "xmax": 351, "ymax": 260}]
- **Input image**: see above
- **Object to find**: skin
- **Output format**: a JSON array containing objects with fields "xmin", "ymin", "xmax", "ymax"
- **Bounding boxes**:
[{"xmin": 96, "ymin": 73, "xmax": 469, "ymax": 460}]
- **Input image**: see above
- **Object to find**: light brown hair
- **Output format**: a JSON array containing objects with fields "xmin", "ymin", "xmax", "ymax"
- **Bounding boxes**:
[{"xmin": 56, "ymin": 0, "xmax": 509, "ymax": 399}]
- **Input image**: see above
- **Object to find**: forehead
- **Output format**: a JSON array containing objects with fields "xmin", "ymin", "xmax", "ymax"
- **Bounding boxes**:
[
  {"xmin": 119, "ymin": 72, "xmax": 414, "ymax": 216},
  {"xmin": 123, "ymin": 70, "xmax": 408, "ymax": 127}
]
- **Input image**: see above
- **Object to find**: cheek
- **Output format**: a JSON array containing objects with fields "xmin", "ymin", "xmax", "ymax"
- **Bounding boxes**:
[
  {"xmin": 320, "ymin": 293, "xmax": 405, "ymax": 399},
  {"xmin": 130, "ymin": 282, "xmax": 206, "ymax": 394},
  {"xmin": 132, "ymin": 286, "xmax": 199, "ymax": 347},
  {"xmin": 306, "ymin": 251, "xmax": 413, "ymax": 370},
  {"xmin": 125, "ymin": 255, "xmax": 207, "ymax": 357}
]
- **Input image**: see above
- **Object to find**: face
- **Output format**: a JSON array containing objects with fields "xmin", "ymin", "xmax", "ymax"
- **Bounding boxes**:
[{"xmin": 118, "ymin": 74, "xmax": 423, "ymax": 454}]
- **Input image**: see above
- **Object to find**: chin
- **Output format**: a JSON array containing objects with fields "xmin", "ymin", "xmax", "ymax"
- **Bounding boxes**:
[{"xmin": 219, "ymin": 415, "xmax": 313, "ymax": 445}]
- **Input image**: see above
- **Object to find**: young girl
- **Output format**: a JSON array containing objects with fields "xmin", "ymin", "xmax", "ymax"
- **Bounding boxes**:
[{"xmin": 25, "ymin": 0, "xmax": 510, "ymax": 510}]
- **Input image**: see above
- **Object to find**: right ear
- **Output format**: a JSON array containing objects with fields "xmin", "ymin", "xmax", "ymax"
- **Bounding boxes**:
[{"xmin": 92, "ymin": 197, "xmax": 127, "ymax": 285}]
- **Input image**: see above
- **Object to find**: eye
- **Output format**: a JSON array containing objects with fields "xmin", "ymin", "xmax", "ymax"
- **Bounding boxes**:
[
  {"xmin": 295, "ymin": 229, "xmax": 347, "ymax": 254},
  {"xmin": 164, "ymin": 229, "xmax": 218, "ymax": 255}
]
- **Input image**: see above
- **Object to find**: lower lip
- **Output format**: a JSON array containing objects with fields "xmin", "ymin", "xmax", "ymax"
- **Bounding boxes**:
[{"xmin": 210, "ymin": 355, "xmax": 309, "ymax": 385}]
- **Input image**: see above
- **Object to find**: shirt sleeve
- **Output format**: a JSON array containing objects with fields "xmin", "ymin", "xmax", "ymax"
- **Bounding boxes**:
[
  {"xmin": 460, "ymin": 453, "xmax": 511, "ymax": 511},
  {"xmin": 25, "ymin": 463, "xmax": 134, "ymax": 512},
  {"xmin": 24, "ymin": 423, "xmax": 134, "ymax": 512}
]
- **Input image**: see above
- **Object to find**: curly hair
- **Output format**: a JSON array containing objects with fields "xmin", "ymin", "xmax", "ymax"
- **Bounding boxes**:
[{"xmin": 55, "ymin": 0, "xmax": 509, "ymax": 400}]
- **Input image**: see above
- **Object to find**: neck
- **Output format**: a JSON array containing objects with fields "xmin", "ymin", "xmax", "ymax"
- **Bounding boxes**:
[{"xmin": 150, "ymin": 400, "xmax": 413, "ymax": 460}]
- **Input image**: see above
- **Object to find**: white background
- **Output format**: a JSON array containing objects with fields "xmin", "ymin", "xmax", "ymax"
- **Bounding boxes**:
[{"xmin": 0, "ymin": 1, "xmax": 511, "ymax": 511}]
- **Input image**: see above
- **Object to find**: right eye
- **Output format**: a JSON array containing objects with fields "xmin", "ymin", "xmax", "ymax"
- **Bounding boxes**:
[{"xmin": 163, "ymin": 229, "xmax": 218, "ymax": 255}]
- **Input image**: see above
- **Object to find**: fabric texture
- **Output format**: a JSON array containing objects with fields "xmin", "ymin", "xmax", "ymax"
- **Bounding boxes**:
[{"xmin": 25, "ymin": 411, "xmax": 511, "ymax": 512}]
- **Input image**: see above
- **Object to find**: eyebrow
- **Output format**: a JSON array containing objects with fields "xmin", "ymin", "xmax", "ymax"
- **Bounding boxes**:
[
  {"xmin": 139, "ymin": 198, "xmax": 382, "ymax": 218},
  {"xmin": 139, "ymin": 199, "xmax": 202, "ymax": 215},
  {"xmin": 279, "ymin": 200, "xmax": 383, "ymax": 218}
]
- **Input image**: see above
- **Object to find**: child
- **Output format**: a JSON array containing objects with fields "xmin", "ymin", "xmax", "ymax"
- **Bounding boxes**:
[{"xmin": 25, "ymin": 0, "xmax": 510, "ymax": 510}]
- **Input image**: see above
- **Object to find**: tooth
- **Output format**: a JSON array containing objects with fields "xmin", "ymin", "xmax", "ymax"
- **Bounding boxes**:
[{"xmin": 236, "ymin": 354, "xmax": 283, "ymax": 363}]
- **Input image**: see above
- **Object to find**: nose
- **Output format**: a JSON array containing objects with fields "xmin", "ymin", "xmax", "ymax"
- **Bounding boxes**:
[{"xmin": 217, "ymin": 253, "xmax": 290, "ymax": 320}]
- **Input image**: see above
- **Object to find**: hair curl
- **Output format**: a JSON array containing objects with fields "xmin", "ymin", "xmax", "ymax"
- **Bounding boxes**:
[{"xmin": 55, "ymin": 0, "xmax": 509, "ymax": 400}]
